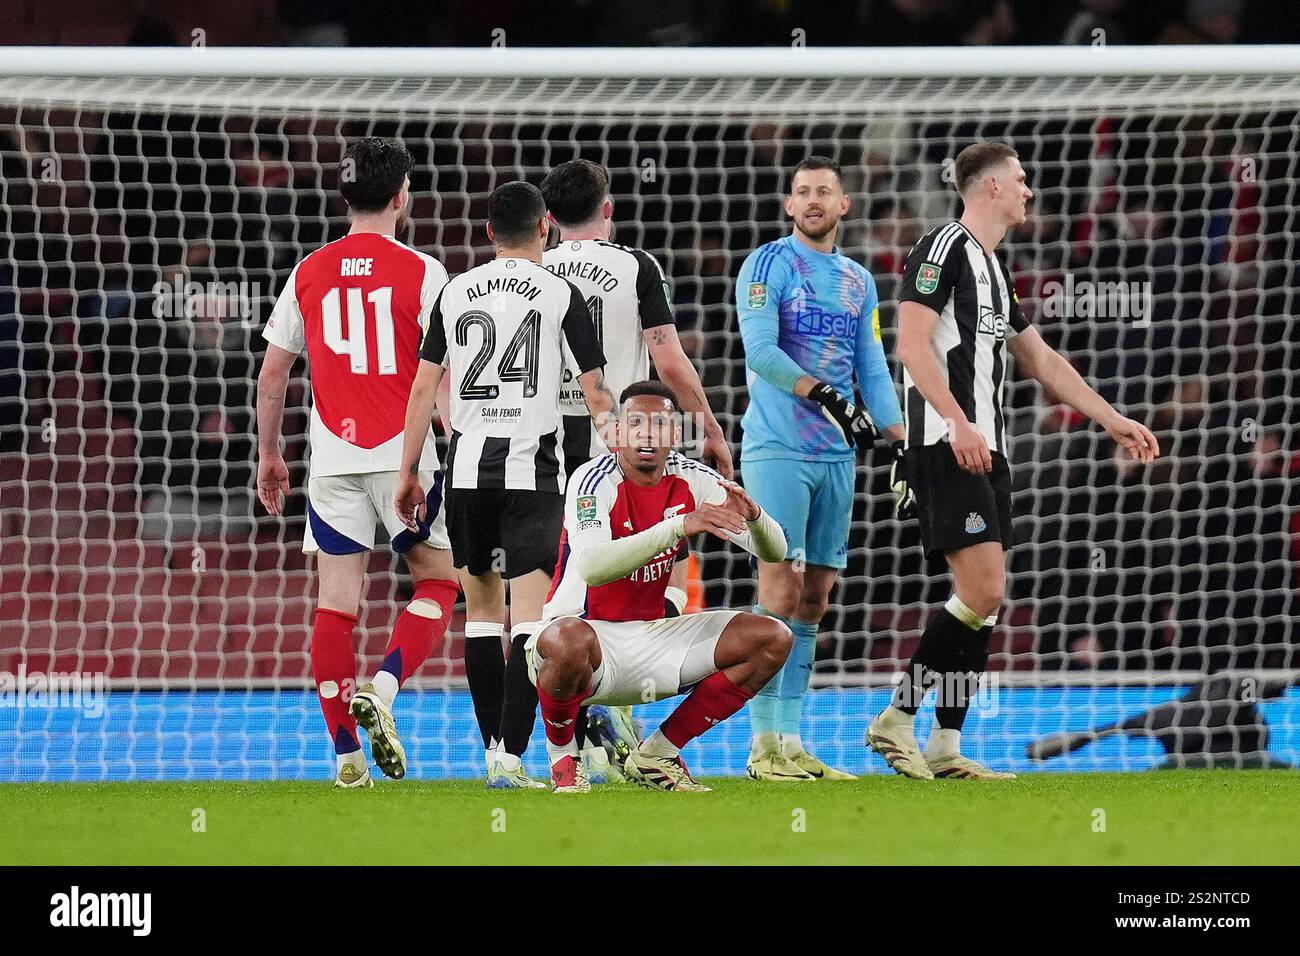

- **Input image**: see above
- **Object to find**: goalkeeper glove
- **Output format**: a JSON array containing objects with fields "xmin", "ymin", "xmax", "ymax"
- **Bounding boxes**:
[
  {"xmin": 889, "ymin": 440, "xmax": 917, "ymax": 521},
  {"xmin": 808, "ymin": 382, "xmax": 878, "ymax": 450}
]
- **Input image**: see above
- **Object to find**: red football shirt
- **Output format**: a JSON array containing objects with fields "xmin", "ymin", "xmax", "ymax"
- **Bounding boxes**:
[
  {"xmin": 544, "ymin": 452, "xmax": 735, "ymax": 622},
  {"xmin": 263, "ymin": 232, "xmax": 448, "ymax": 476}
]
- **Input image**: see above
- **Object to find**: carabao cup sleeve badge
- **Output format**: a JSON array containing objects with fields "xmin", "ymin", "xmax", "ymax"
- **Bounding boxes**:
[{"xmin": 916, "ymin": 263, "xmax": 941, "ymax": 295}]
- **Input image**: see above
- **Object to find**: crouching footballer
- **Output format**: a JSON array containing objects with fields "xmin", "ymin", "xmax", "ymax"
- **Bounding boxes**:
[{"xmin": 527, "ymin": 381, "xmax": 791, "ymax": 792}]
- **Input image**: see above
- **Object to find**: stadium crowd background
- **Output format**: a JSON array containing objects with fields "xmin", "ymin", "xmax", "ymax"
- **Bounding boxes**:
[{"xmin": 1, "ymin": 1, "xmax": 1297, "ymax": 688}]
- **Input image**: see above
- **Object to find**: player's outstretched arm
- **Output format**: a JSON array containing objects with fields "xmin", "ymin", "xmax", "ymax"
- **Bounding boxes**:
[
  {"xmin": 255, "ymin": 343, "xmax": 298, "ymax": 516},
  {"xmin": 896, "ymin": 300, "xmax": 992, "ymax": 474},
  {"xmin": 576, "ymin": 367, "xmax": 620, "ymax": 447},
  {"xmin": 644, "ymin": 324, "xmax": 733, "ymax": 477},
  {"xmin": 572, "ymin": 505, "xmax": 734, "ymax": 587},
  {"xmin": 1006, "ymin": 327, "xmax": 1160, "ymax": 463},
  {"xmin": 573, "ymin": 502, "xmax": 752, "ymax": 587},
  {"xmin": 395, "ymin": 359, "xmax": 444, "ymax": 530}
]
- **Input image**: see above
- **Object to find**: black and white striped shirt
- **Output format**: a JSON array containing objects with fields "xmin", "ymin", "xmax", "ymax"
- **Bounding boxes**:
[
  {"xmin": 420, "ymin": 256, "xmax": 605, "ymax": 492},
  {"xmin": 544, "ymin": 239, "xmax": 675, "ymax": 467},
  {"xmin": 898, "ymin": 221, "xmax": 1029, "ymax": 456}
]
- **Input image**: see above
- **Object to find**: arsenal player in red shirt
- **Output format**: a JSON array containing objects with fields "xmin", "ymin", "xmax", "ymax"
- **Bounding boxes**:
[
  {"xmin": 256, "ymin": 138, "xmax": 458, "ymax": 788},
  {"xmin": 527, "ymin": 381, "xmax": 792, "ymax": 793}
]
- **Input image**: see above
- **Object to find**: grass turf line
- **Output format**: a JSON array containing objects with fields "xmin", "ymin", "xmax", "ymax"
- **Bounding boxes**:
[{"xmin": 3, "ymin": 771, "xmax": 1297, "ymax": 865}]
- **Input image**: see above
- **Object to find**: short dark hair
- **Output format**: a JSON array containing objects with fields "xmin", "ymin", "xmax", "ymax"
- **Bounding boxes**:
[
  {"xmin": 540, "ymin": 159, "xmax": 609, "ymax": 226},
  {"xmin": 488, "ymin": 181, "xmax": 547, "ymax": 246},
  {"xmin": 620, "ymin": 380, "xmax": 678, "ymax": 410},
  {"xmin": 954, "ymin": 141, "xmax": 1019, "ymax": 194},
  {"xmin": 339, "ymin": 137, "xmax": 412, "ymax": 214},
  {"xmin": 787, "ymin": 155, "xmax": 842, "ymax": 193}
]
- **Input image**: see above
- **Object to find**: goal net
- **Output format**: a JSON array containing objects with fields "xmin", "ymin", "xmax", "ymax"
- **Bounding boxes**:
[{"xmin": 2, "ymin": 46, "xmax": 1297, "ymax": 780}]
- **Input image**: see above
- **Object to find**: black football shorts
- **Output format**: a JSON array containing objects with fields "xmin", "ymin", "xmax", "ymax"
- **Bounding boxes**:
[
  {"xmin": 907, "ymin": 443, "xmax": 1014, "ymax": 571},
  {"xmin": 444, "ymin": 488, "xmax": 564, "ymax": 579}
]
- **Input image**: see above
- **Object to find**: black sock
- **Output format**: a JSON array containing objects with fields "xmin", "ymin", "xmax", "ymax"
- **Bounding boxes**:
[
  {"xmin": 463, "ymin": 634, "xmax": 505, "ymax": 749},
  {"xmin": 499, "ymin": 630, "xmax": 539, "ymax": 757},
  {"xmin": 892, "ymin": 608, "xmax": 967, "ymax": 714},
  {"xmin": 936, "ymin": 624, "xmax": 991, "ymax": 731},
  {"xmin": 575, "ymin": 705, "xmax": 590, "ymax": 750}
]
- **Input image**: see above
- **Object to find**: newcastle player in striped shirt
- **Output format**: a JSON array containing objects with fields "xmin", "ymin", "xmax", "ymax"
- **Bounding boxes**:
[
  {"xmin": 868, "ymin": 141, "xmax": 1160, "ymax": 780},
  {"xmin": 540, "ymin": 159, "xmax": 732, "ymax": 480},
  {"xmin": 540, "ymin": 158, "xmax": 734, "ymax": 779},
  {"xmin": 397, "ymin": 181, "xmax": 618, "ymax": 788}
]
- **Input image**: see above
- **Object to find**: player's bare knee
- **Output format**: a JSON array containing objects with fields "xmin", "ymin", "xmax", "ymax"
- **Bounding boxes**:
[
  {"xmin": 750, "ymin": 616, "xmax": 793, "ymax": 671},
  {"xmin": 980, "ymin": 572, "xmax": 1007, "ymax": 615},
  {"xmin": 759, "ymin": 568, "xmax": 800, "ymax": 618},
  {"xmin": 761, "ymin": 590, "xmax": 798, "ymax": 619},
  {"xmin": 963, "ymin": 578, "xmax": 1004, "ymax": 618},
  {"xmin": 794, "ymin": 593, "xmax": 829, "ymax": 624},
  {"xmin": 537, "ymin": 618, "xmax": 596, "ymax": 669}
]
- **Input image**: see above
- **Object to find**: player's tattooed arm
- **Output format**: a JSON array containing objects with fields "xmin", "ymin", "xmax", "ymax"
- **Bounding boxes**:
[
  {"xmin": 642, "ymin": 322, "xmax": 734, "ymax": 477},
  {"xmin": 578, "ymin": 367, "xmax": 620, "ymax": 445}
]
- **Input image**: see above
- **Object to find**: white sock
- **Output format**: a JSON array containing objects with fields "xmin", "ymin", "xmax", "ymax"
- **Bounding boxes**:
[
  {"xmin": 750, "ymin": 731, "xmax": 781, "ymax": 758},
  {"xmin": 780, "ymin": 733, "xmax": 805, "ymax": 759},
  {"xmin": 582, "ymin": 746, "xmax": 610, "ymax": 771},
  {"xmin": 926, "ymin": 728, "xmax": 961, "ymax": 760},
  {"xmin": 485, "ymin": 737, "xmax": 502, "ymax": 772},
  {"xmin": 640, "ymin": 729, "xmax": 680, "ymax": 759},
  {"xmin": 879, "ymin": 704, "xmax": 916, "ymax": 732},
  {"xmin": 494, "ymin": 749, "xmax": 523, "ymax": 772},
  {"xmin": 371, "ymin": 670, "xmax": 399, "ymax": 710},
  {"xmin": 545, "ymin": 738, "xmax": 579, "ymax": 767},
  {"xmin": 337, "ymin": 751, "xmax": 366, "ymax": 774}
]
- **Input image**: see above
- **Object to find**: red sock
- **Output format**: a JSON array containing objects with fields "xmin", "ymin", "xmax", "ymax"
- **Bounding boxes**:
[
  {"xmin": 659, "ymin": 671, "xmax": 755, "ymax": 749},
  {"xmin": 311, "ymin": 608, "xmax": 360, "ymax": 754},
  {"xmin": 380, "ymin": 578, "xmax": 459, "ymax": 684},
  {"xmin": 537, "ymin": 685, "xmax": 588, "ymax": 749}
]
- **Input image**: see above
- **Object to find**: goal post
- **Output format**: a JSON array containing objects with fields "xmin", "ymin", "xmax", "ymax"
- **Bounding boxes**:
[{"xmin": 2, "ymin": 46, "xmax": 1297, "ymax": 780}]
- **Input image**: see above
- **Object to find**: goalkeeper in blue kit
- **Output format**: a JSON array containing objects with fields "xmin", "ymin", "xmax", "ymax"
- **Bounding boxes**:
[{"xmin": 735, "ymin": 156, "xmax": 911, "ymax": 781}]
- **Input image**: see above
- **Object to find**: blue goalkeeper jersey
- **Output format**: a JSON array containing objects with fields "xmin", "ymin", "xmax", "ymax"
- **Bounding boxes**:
[{"xmin": 735, "ymin": 235, "xmax": 903, "ymax": 462}]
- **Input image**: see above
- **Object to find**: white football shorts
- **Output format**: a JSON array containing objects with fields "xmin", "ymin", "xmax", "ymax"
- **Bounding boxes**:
[
  {"xmin": 525, "ymin": 610, "xmax": 741, "ymax": 705},
  {"xmin": 303, "ymin": 469, "xmax": 450, "ymax": 555}
]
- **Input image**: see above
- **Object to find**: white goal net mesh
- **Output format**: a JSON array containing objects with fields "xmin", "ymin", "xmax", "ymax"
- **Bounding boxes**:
[{"xmin": 2, "ymin": 57, "xmax": 1297, "ymax": 780}]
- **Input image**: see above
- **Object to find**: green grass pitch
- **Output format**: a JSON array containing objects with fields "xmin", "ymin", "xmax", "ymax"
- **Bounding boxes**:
[{"xmin": 4, "ymin": 771, "xmax": 1298, "ymax": 865}]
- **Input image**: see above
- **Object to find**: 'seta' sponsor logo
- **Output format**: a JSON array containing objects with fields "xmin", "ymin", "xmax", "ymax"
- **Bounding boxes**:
[{"xmin": 791, "ymin": 308, "xmax": 860, "ymax": 338}]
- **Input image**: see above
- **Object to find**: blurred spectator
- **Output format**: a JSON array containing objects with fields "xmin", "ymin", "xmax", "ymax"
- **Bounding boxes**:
[
  {"xmin": 103, "ymin": 241, "xmax": 256, "ymax": 539},
  {"xmin": 278, "ymin": 0, "xmax": 349, "ymax": 46},
  {"xmin": 1159, "ymin": 0, "xmax": 1242, "ymax": 43}
]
